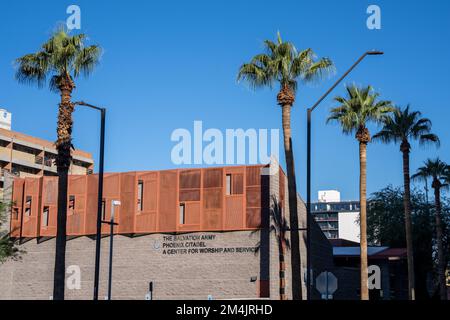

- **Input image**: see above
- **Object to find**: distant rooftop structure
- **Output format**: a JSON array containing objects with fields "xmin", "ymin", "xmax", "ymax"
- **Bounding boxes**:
[
  {"xmin": 0, "ymin": 109, "xmax": 12, "ymax": 130},
  {"xmin": 0, "ymin": 108, "xmax": 94, "ymax": 198},
  {"xmin": 313, "ymin": 190, "xmax": 360, "ymax": 242},
  {"xmin": 318, "ymin": 190, "xmax": 340, "ymax": 203}
]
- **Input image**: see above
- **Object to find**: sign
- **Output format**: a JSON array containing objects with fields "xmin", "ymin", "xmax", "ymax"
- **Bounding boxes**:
[
  {"xmin": 159, "ymin": 234, "xmax": 257, "ymax": 256},
  {"xmin": 316, "ymin": 271, "xmax": 338, "ymax": 300}
]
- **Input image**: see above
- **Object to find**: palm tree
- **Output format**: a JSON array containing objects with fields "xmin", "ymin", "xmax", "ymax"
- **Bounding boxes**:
[
  {"xmin": 15, "ymin": 28, "xmax": 101, "ymax": 300},
  {"xmin": 412, "ymin": 158, "xmax": 449, "ymax": 300},
  {"xmin": 238, "ymin": 32, "xmax": 334, "ymax": 299},
  {"xmin": 327, "ymin": 85, "xmax": 393, "ymax": 300},
  {"xmin": 270, "ymin": 196, "xmax": 291, "ymax": 300},
  {"xmin": 373, "ymin": 105, "xmax": 439, "ymax": 300}
]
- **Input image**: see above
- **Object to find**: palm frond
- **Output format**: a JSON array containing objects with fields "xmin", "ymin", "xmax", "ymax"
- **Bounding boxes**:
[
  {"xmin": 238, "ymin": 33, "xmax": 334, "ymax": 96},
  {"xmin": 15, "ymin": 29, "xmax": 101, "ymax": 90},
  {"xmin": 327, "ymin": 85, "xmax": 393, "ymax": 137},
  {"xmin": 74, "ymin": 45, "xmax": 102, "ymax": 77},
  {"xmin": 373, "ymin": 105, "xmax": 439, "ymax": 149}
]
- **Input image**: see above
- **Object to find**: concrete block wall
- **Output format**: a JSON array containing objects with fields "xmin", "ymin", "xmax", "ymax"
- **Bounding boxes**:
[{"xmin": 0, "ymin": 231, "xmax": 267, "ymax": 300}]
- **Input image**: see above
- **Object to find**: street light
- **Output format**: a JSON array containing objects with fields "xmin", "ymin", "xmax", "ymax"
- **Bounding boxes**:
[
  {"xmin": 104, "ymin": 200, "xmax": 120, "ymax": 300},
  {"xmin": 305, "ymin": 51, "xmax": 383, "ymax": 300},
  {"xmin": 73, "ymin": 101, "xmax": 106, "ymax": 301}
]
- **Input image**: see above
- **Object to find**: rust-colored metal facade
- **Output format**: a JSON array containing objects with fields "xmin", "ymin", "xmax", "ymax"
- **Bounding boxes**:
[{"xmin": 10, "ymin": 165, "xmax": 280, "ymax": 239}]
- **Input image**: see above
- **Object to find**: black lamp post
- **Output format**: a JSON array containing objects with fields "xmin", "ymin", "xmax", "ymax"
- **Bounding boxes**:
[
  {"xmin": 103, "ymin": 200, "xmax": 120, "ymax": 300},
  {"xmin": 74, "ymin": 101, "xmax": 106, "ymax": 301},
  {"xmin": 305, "ymin": 51, "xmax": 383, "ymax": 300}
]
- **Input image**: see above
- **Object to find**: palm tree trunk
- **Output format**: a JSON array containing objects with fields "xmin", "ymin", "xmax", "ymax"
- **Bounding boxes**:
[
  {"xmin": 433, "ymin": 183, "xmax": 447, "ymax": 300},
  {"xmin": 279, "ymin": 238, "xmax": 286, "ymax": 300},
  {"xmin": 53, "ymin": 76, "xmax": 75, "ymax": 300},
  {"xmin": 401, "ymin": 147, "xmax": 416, "ymax": 300},
  {"xmin": 281, "ymin": 104, "xmax": 302, "ymax": 300},
  {"xmin": 359, "ymin": 141, "xmax": 369, "ymax": 300}
]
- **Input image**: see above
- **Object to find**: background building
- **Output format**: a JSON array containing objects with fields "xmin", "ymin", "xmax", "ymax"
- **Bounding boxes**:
[
  {"xmin": 330, "ymin": 238, "xmax": 408, "ymax": 300},
  {"xmin": 312, "ymin": 190, "xmax": 360, "ymax": 242},
  {"xmin": 0, "ymin": 108, "xmax": 94, "ymax": 198}
]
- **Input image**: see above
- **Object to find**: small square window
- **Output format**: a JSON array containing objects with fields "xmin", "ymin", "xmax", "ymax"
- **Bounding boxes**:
[
  {"xmin": 137, "ymin": 180, "xmax": 144, "ymax": 211},
  {"xmin": 179, "ymin": 203, "xmax": 186, "ymax": 225},
  {"xmin": 13, "ymin": 207, "xmax": 19, "ymax": 220},
  {"xmin": 69, "ymin": 195, "xmax": 75, "ymax": 210},
  {"xmin": 42, "ymin": 207, "xmax": 50, "ymax": 227},
  {"xmin": 101, "ymin": 199, "xmax": 106, "ymax": 220},
  {"xmin": 226, "ymin": 174, "xmax": 232, "ymax": 195},
  {"xmin": 25, "ymin": 196, "xmax": 32, "ymax": 216}
]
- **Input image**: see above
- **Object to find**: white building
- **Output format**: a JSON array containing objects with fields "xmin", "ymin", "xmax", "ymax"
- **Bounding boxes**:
[
  {"xmin": 0, "ymin": 109, "xmax": 12, "ymax": 130},
  {"xmin": 312, "ymin": 190, "xmax": 360, "ymax": 243}
]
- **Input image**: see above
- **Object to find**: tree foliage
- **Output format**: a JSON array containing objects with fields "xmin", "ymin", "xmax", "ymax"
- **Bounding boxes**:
[
  {"xmin": 15, "ymin": 27, "xmax": 102, "ymax": 92},
  {"xmin": 0, "ymin": 202, "xmax": 19, "ymax": 263},
  {"xmin": 237, "ymin": 32, "xmax": 334, "ymax": 94},
  {"xmin": 367, "ymin": 185, "xmax": 450, "ymax": 298}
]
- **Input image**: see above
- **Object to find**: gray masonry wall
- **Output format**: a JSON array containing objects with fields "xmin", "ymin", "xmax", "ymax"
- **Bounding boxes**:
[{"xmin": 0, "ymin": 231, "xmax": 274, "ymax": 300}]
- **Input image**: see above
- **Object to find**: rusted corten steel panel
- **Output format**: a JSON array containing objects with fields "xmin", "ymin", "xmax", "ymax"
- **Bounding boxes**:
[
  {"xmin": 102, "ymin": 173, "xmax": 121, "ymax": 234},
  {"xmin": 10, "ymin": 178, "xmax": 25, "ymax": 238},
  {"xmin": 158, "ymin": 170, "xmax": 178, "ymax": 232},
  {"xmin": 67, "ymin": 176, "xmax": 87, "ymax": 236},
  {"xmin": 177, "ymin": 169, "xmax": 201, "ymax": 233},
  {"xmin": 119, "ymin": 172, "xmax": 135, "ymax": 234},
  {"xmin": 135, "ymin": 171, "xmax": 158, "ymax": 233},
  {"xmin": 39, "ymin": 176, "xmax": 58, "ymax": 237},
  {"xmin": 85, "ymin": 174, "xmax": 99, "ymax": 235},
  {"xmin": 10, "ymin": 164, "xmax": 274, "ymax": 238},
  {"xmin": 202, "ymin": 167, "xmax": 224, "ymax": 230},
  {"xmin": 223, "ymin": 166, "xmax": 246, "ymax": 230},
  {"xmin": 21, "ymin": 178, "xmax": 41, "ymax": 238}
]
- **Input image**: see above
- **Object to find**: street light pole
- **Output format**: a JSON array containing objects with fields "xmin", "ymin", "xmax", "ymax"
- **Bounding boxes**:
[
  {"xmin": 105, "ymin": 200, "xmax": 120, "ymax": 300},
  {"xmin": 305, "ymin": 51, "xmax": 383, "ymax": 300},
  {"xmin": 73, "ymin": 101, "xmax": 106, "ymax": 301}
]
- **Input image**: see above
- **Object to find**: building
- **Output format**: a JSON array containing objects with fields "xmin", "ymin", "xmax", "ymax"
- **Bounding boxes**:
[
  {"xmin": 0, "ymin": 109, "xmax": 94, "ymax": 198},
  {"xmin": 0, "ymin": 162, "xmax": 340, "ymax": 300},
  {"xmin": 312, "ymin": 190, "xmax": 360, "ymax": 242},
  {"xmin": 330, "ymin": 239, "xmax": 408, "ymax": 300}
]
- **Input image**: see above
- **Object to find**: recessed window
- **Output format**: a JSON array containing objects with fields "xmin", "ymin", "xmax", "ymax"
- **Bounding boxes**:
[
  {"xmin": 25, "ymin": 196, "xmax": 32, "ymax": 216},
  {"xmin": 69, "ymin": 195, "xmax": 75, "ymax": 210},
  {"xmin": 101, "ymin": 199, "xmax": 106, "ymax": 220},
  {"xmin": 137, "ymin": 180, "xmax": 144, "ymax": 211},
  {"xmin": 179, "ymin": 203, "xmax": 186, "ymax": 225},
  {"xmin": 226, "ymin": 174, "xmax": 232, "ymax": 195},
  {"xmin": 13, "ymin": 207, "xmax": 19, "ymax": 220},
  {"xmin": 42, "ymin": 206, "xmax": 50, "ymax": 227}
]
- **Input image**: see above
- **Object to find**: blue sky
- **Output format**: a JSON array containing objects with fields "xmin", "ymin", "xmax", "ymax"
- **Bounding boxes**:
[{"xmin": 0, "ymin": 0, "xmax": 449, "ymax": 201}]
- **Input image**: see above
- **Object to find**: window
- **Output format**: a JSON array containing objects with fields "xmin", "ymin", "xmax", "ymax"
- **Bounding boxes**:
[
  {"xmin": 25, "ymin": 196, "xmax": 32, "ymax": 216},
  {"xmin": 226, "ymin": 174, "xmax": 232, "ymax": 195},
  {"xmin": 101, "ymin": 199, "xmax": 106, "ymax": 220},
  {"xmin": 42, "ymin": 207, "xmax": 50, "ymax": 227},
  {"xmin": 69, "ymin": 195, "xmax": 75, "ymax": 210},
  {"xmin": 137, "ymin": 180, "xmax": 144, "ymax": 211},
  {"xmin": 13, "ymin": 208, "xmax": 19, "ymax": 220},
  {"xmin": 179, "ymin": 203, "xmax": 185, "ymax": 225}
]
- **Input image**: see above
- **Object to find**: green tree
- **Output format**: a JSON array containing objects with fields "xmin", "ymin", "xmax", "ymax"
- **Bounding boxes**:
[
  {"xmin": 238, "ymin": 32, "xmax": 333, "ymax": 299},
  {"xmin": 15, "ymin": 28, "xmax": 102, "ymax": 300},
  {"xmin": 367, "ymin": 185, "xmax": 449, "ymax": 299},
  {"xmin": 0, "ymin": 201, "xmax": 19, "ymax": 263},
  {"xmin": 373, "ymin": 105, "xmax": 439, "ymax": 299},
  {"xmin": 412, "ymin": 158, "xmax": 449, "ymax": 300},
  {"xmin": 327, "ymin": 85, "xmax": 393, "ymax": 300}
]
